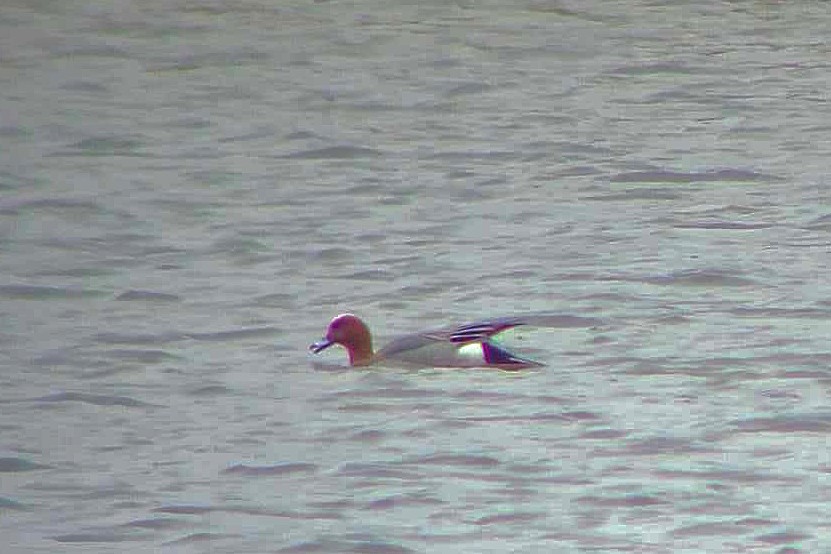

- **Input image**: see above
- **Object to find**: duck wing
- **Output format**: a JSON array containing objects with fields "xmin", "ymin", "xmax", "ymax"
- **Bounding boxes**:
[
  {"xmin": 373, "ymin": 316, "xmax": 525, "ymax": 361},
  {"xmin": 424, "ymin": 316, "xmax": 528, "ymax": 345}
]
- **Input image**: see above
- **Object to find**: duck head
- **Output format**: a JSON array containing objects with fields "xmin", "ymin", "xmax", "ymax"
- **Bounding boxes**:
[{"xmin": 310, "ymin": 313, "xmax": 373, "ymax": 366}]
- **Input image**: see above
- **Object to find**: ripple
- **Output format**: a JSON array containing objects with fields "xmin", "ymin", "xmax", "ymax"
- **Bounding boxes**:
[
  {"xmin": 803, "ymin": 214, "xmax": 831, "ymax": 231},
  {"xmin": 575, "ymin": 494, "xmax": 669, "ymax": 507},
  {"xmin": 755, "ymin": 530, "xmax": 812, "ymax": 545},
  {"xmin": 585, "ymin": 187, "xmax": 684, "ymax": 201},
  {"xmin": 362, "ymin": 493, "xmax": 443, "ymax": 511},
  {"xmin": 165, "ymin": 532, "xmax": 243, "ymax": 545},
  {"xmin": 730, "ymin": 414, "xmax": 831, "ymax": 434},
  {"xmin": 340, "ymin": 269, "xmax": 396, "ymax": 281},
  {"xmin": 283, "ymin": 146, "xmax": 382, "ymax": 159},
  {"xmin": 653, "ymin": 468, "xmax": 799, "ymax": 484},
  {"xmin": 409, "ymin": 454, "xmax": 500, "ymax": 468},
  {"xmin": 121, "ymin": 517, "xmax": 185, "ymax": 530},
  {"xmin": 0, "ymin": 284, "xmax": 105, "ymax": 300},
  {"xmin": 106, "ymin": 349, "xmax": 181, "ymax": 364},
  {"xmin": 730, "ymin": 306, "xmax": 831, "ymax": 320},
  {"xmin": 277, "ymin": 536, "xmax": 416, "ymax": 554},
  {"xmin": 222, "ymin": 462, "xmax": 317, "ymax": 476},
  {"xmin": 673, "ymin": 220, "xmax": 773, "ymax": 230},
  {"xmin": 153, "ymin": 505, "xmax": 213, "ymax": 515},
  {"xmin": 0, "ymin": 496, "xmax": 28, "ymax": 510},
  {"xmin": 609, "ymin": 169, "xmax": 778, "ymax": 184},
  {"xmin": 641, "ymin": 268, "xmax": 757, "ymax": 287},
  {"xmin": 471, "ymin": 511, "xmax": 546, "ymax": 525},
  {"xmin": 0, "ymin": 198, "xmax": 105, "ymax": 215},
  {"xmin": 335, "ymin": 462, "xmax": 420, "ymax": 480},
  {"xmin": 52, "ymin": 533, "xmax": 130, "ymax": 543},
  {"xmin": 34, "ymin": 392, "xmax": 151, "ymax": 407},
  {"xmin": 52, "ymin": 526, "xmax": 150, "ymax": 543},
  {"xmin": 0, "ymin": 457, "xmax": 51, "ymax": 472},
  {"xmin": 186, "ymin": 326, "xmax": 281, "ymax": 341},
  {"xmin": 187, "ymin": 384, "xmax": 233, "ymax": 396},
  {"xmin": 58, "ymin": 136, "xmax": 146, "ymax": 157},
  {"xmin": 94, "ymin": 331, "xmax": 187, "ymax": 345},
  {"xmin": 671, "ymin": 521, "xmax": 751, "ymax": 538},
  {"xmin": 115, "ymin": 290, "xmax": 181, "ymax": 302}
]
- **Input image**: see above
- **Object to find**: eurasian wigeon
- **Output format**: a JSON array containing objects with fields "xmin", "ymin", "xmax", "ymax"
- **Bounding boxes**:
[{"xmin": 310, "ymin": 313, "xmax": 547, "ymax": 370}]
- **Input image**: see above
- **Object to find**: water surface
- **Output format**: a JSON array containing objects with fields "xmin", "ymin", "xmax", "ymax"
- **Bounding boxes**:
[{"xmin": 2, "ymin": 1, "xmax": 831, "ymax": 552}]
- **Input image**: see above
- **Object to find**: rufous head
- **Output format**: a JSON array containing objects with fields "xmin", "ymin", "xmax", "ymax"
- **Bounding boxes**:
[{"xmin": 310, "ymin": 313, "xmax": 373, "ymax": 366}]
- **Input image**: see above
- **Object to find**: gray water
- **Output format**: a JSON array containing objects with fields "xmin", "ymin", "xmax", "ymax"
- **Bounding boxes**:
[{"xmin": 2, "ymin": 1, "xmax": 831, "ymax": 552}]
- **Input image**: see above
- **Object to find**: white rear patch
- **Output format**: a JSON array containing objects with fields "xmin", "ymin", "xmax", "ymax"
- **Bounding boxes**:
[{"xmin": 456, "ymin": 342, "xmax": 485, "ymax": 362}]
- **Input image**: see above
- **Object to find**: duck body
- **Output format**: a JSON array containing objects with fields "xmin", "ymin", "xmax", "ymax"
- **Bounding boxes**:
[{"xmin": 310, "ymin": 313, "xmax": 543, "ymax": 370}]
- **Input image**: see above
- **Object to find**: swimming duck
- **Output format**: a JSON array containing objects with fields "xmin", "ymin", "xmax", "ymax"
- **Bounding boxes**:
[{"xmin": 310, "ymin": 313, "xmax": 544, "ymax": 369}]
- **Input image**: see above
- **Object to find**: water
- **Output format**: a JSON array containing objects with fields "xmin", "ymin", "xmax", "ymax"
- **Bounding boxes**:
[{"xmin": 2, "ymin": 1, "xmax": 831, "ymax": 552}]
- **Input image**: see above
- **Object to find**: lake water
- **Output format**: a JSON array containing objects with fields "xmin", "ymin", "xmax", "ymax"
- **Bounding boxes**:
[{"xmin": 2, "ymin": 1, "xmax": 831, "ymax": 552}]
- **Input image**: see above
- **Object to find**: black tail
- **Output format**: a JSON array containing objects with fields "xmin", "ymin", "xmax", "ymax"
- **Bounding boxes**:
[{"xmin": 481, "ymin": 342, "xmax": 542, "ymax": 370}]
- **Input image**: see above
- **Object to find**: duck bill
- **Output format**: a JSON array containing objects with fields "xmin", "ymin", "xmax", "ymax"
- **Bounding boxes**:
[{"xmin": 310, "ymin": 338, "xmax": 334, "ymax": 354}]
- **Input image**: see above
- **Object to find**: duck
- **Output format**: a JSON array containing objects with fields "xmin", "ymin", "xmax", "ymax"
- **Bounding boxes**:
[{"xmin": 309, "ymin": 313, "xmax": 545, "ymax": 370}]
